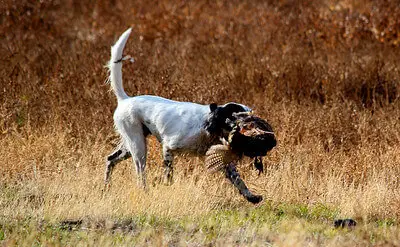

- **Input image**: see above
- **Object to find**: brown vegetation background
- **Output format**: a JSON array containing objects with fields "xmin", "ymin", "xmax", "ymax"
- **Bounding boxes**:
[
  {"xmin": 2, "ymin": 0, "xmax": 400, "ymax": 131},
  {"xmin": 1, "ymin": 0, "xmax": 400, "ymax": 245}
]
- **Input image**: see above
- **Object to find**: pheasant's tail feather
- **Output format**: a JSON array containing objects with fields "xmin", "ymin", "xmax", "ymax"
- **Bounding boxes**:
[{"xmin": 205, "ymin": 144, "xmax": 238, "ymax": 173}]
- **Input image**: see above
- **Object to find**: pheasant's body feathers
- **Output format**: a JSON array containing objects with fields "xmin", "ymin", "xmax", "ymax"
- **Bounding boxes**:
[{"xmin": 205, "ymin": 144, "xmax": 239, "ymax": 172}]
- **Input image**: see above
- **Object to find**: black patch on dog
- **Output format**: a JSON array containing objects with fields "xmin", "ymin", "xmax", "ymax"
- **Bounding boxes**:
[
  {"xmin": 106, "ymin": 145, "xmax": 131, "ymax": 165},
  {"xmin": 209, "ymin": 103, "xmax": 218, "ymax": 112},
  {"xmin": 107, "ymin": 149, "xmax": 123, "ymax": 161},
  {"xmin": 204, "ymin": 103, "xmax": 248, "ymax": 137}
]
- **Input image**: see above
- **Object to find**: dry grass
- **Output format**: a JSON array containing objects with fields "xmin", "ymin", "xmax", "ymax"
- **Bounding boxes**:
[{"xmin": 1, "ymin": 0, "xmax": 400, "ymax": 246}]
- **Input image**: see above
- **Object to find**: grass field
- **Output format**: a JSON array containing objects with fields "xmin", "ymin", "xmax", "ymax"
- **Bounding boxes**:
[{"xmin": 1, "ymin": 0, "xmax": 400, "ymax": 246}]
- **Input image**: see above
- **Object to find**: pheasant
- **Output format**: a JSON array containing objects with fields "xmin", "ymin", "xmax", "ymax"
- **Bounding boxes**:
[{"xmin": 205, "ymin": 112, "xmax": 276, "ymax": 204}]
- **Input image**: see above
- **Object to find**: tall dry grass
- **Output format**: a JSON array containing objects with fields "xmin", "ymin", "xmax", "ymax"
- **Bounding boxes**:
[
  {"xmin": 1, "ymin": 0, "xmax": 400, "ymax": 245},
  {"xmin": 1, "ymin": 102, "xmax": 399, "ymax": 221}
]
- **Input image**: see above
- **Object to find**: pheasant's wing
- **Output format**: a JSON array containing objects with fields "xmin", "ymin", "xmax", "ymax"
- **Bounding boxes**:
[{"xmin": 205, "ymin": 144, "xmax": 239, "ymax": 173}]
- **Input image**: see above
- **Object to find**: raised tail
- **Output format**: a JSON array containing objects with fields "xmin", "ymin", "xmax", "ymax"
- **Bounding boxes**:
[{"xmin": 107, "ymin": 28, "xmax": 132, "ymax": 102}]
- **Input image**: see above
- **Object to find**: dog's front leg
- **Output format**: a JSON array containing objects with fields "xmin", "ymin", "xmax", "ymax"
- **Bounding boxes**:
[
  {"xmin": 163, "ymin": 147, "xmax": 174, "ymax": 185},
  {"xmin": 225, "ymin": 163, "xmax": 263, "ymax": 204}
]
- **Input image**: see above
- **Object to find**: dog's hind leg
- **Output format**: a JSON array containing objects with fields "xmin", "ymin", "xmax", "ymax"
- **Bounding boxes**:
[
  {"xmin": 105, "ymin": 123, "xmax": 152, "ymax": 185},
  {"xmin": 117, "ymin": 121, "xmax": 148, "ymax": 188},
  {"xmin": 162, "ymin": 147, "xmax": 174, "ymax": 185},
  {"xmin": 104, "ymin": 142, "xmax": 131, "ymax": 184}
]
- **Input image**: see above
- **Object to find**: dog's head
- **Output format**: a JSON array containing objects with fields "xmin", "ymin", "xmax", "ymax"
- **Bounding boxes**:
[{"xmin": 204, "ymin": 102, "xmax": 252, "ymax": 137}]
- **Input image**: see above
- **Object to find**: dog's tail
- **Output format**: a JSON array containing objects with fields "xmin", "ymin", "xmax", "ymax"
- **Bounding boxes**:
[{"xmin": 107, "ymin": 28, "xmax": 132, "ymax": 102}]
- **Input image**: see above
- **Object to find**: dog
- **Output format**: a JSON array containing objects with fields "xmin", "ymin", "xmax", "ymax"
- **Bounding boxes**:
[{"xmin": 105, "ymin": 28, "xmax": 251, "ymax": 187}]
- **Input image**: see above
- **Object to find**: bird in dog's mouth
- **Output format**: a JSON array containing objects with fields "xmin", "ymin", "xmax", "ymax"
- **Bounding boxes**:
[{"xmin": 205, "ymin": 112, "xmax": 276, "ymax": 204}]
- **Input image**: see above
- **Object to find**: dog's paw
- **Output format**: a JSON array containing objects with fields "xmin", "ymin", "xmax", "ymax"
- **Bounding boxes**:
[{"xmin": 246, "ymin": 194, "xmax": 263, "ymax": 204}]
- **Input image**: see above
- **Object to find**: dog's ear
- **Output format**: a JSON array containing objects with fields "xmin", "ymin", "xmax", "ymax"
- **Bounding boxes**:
[
  {"xmin": 209, "ymin": 103, "xmax": 218, "ymax": 112},
  {"xmin": 204, "ymin": 104, "xmax": 220, "ymax": 134}
]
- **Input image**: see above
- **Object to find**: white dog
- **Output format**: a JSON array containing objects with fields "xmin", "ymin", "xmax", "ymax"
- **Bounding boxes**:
[{"xmin": 105, "ymin": 28, "xmax": 251, "ymax": 187}]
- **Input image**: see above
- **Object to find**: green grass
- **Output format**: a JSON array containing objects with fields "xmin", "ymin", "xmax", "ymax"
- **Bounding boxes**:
[{"xmin": 1, "ymin": 202, "xmax": 398, "ymax": 246}]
